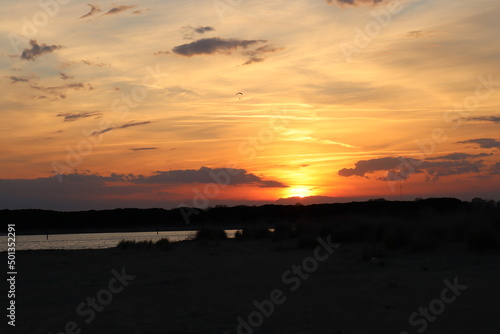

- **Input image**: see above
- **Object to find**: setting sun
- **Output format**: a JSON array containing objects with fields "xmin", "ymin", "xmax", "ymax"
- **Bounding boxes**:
[{"xmin": 286, "ymin": 186, "xmax": 313, "ymax": 198}]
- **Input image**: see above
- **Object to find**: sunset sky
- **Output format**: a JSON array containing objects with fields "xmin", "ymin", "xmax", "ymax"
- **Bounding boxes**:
[{"xmin": 1, "ymin": 0, "xmax": 499, "ymax": 210}]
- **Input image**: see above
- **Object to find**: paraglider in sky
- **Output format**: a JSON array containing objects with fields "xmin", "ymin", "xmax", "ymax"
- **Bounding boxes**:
[{"xmin": 236, "ymin": 92, "xmax": 243, "ymax": 100}]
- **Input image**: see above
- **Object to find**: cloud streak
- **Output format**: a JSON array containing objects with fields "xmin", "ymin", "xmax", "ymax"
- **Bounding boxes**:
[
  {"xmin": 242, "ymin": 44, "xmax": 282, "ymax": 65},
  {"xmin": 326, "ymin": 0, "xmax": 384, "ymax": 6},
  {"xmin": 427, "ymin": 152, "xmax": 492, "ymax": 161},
  {"xmin": 103, "ymin": 5, "xmax": 137, "ymax": 16},
  {"xmin": 172, "ymin": 37, "xmax": 266, "ymax": 57},
  {"xmin": 172, "ymin": 37, "xmax": 281, "ymax": 65},
  {"xmin": 79, "ymin": 4, "xmax": 102, "ymax": 19},
  {"xmin": 30, "ymin": 82, "xmax": 92, "ymax": 99},
  {"xmin": 57, "ymin": 111, "xmax": 102, "ymax": 122},
  {"xmin": 91, "ymin": 120, "xmax": 155, "ymax": 135},
  {"xmin": 469, "ymin": 116, "xmax": 500, "ymax": 123},
  {"xmin": 6, "ymin": 76, "xmax": 29, "ymax": 83},
  {"xmin": 458, "ymin": 138, "xmax": 500, "ymax": 149},
  {"xmin": 130, "ymin": 147, "xmax": 158, "ymax": 151},
  {"xmin": 59, "ymin": 72, "xmax": 73, "ymax": 80}
]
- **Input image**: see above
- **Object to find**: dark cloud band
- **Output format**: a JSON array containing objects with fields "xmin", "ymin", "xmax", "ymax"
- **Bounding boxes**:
[{"xmin": 172, "ymin": 37, "xmax": 266, "ymax": 57}]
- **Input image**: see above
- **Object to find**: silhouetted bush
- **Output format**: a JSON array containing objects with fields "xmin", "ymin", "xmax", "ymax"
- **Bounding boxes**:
[
  {"xmin": 271, "ymin": 224, "xmax": 294, "ymax": 241},
  {"xmin": 117, "ymin": 239, "xmax": 154, "ymax": 250},
  {"xmin": 117, "ymin": 240, "xmax": 135, "ymax": 249},
  {"xmin": 195, "ymin": 228, "xmax": 227, "ymax": 241},
  {"xmin": 154, "ymin": 238, "xmax": 173, "ymax": 251},
  {"xmin": 117, "ymin": 238, "xmax": 172, "ymax": 250},
  {"xmin": 238, "ymin": 226, "xmax": 272, "ymax": 239}
]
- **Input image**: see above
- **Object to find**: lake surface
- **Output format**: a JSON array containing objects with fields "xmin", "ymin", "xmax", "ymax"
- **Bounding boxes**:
[{"xmin": 0, "ymin": 230, "xmax": 239, "ymax": 251}]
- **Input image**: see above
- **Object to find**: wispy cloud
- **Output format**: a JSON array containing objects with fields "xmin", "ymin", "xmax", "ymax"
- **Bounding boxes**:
[
  {"xmin": 21, "ymin": 40, "xmax": 63, "ymax": 61},
  {"xmin": 130, "ymin": 147, "xmax": 158, "ymax": 151},
  {"xmin": 326, "ymin": 0, "xmax": 384, "ymax": 6},
  {"xmin": 103, "ymin": 5, "xmax": 137, "ymax": 16},
  {"xmin": 153, "ymin": 50, "xmax": 171, "ymax": 56},
  {"xmin": 458, "ymin": 138, "xmax": 500, "ymax": 149},
  {"xmin": 406, "ymin": 30, "xmax": 436, "ymax": 38},
  {"xmin": 59, "ymin": 72, "xmax": 73, "ymax": 80},
  {"xmin": 57, "ymin": 111, "xmax": 102, "ymax": 122},
  {"xmin": 242, "ymin": 44, "xmax": 282, "ymax": 65},
  {"xmin": 6, "ymin": 76, "xmax": 29, "ymax": 83},
  {"xmin": 91, "ymin": 120, "xmax": 155, "ymax": 135},
  {"xmin": 30, "ymin": 82, "xmax": 91, "ymax": 99},
  {"xmin": 427, "ymin": 152, "xmax": 492, "ymax": 161},
  {"xmin": 172, "ymin": 37, "xmax": 266, "ymax": 57},
  {"xmin": 469, "ymin": 115, "xmax": 500, "ymax": 123},
  {"xmin": 60, "ymin": 60, "xmax": 111, "ymax": 67},
  {"xmin": 79, "ymin": 4, "xmax": 102, "ymax": 19},
  {"xmin": 164, "ymin": 86, "xmax": 197, "ymax": 98},
  {"xmin": 118, "ymin": 121, "xmax": 154, "ymax": 129}
]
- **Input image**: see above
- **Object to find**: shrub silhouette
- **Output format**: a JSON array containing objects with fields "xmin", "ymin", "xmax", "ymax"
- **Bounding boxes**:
[
  {"xmin": 117, "ymin": 240, "xmax": 153, "ymax": 250},
  {"xmin": 195, "ymin": 228, "xmax": 227, "ymax": 241},
  {"xmin": 237, "ymin": 226, "xmax": 272, "ymax": 239},
  {"xmin": 271, "ymin": 224, "xmax": 294, "ymax": 241},
  {"xmin": 154, "ymin": 238, "xmax": 173, "ymax": 251},
  {"xmin": 117, "ymin": 238, "xmax": 172, "ymax": 250}
]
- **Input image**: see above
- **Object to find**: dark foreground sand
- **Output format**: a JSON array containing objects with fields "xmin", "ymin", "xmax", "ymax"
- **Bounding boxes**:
[{"xmin": 4, "ymin": 238, "xmax": 500, "ymax": 334}]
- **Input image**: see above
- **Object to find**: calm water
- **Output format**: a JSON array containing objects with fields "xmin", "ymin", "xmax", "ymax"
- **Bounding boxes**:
[{"xmin": 0, "ymin": 230, "xmax": 238, "ymax": 251}]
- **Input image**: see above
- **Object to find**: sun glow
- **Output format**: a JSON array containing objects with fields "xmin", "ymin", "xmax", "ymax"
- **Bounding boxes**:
[{"xmin": 286, "ymin": 186, "xmax": 313, "ymax": 198}]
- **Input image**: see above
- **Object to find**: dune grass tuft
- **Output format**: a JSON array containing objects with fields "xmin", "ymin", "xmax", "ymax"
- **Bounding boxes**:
[{"xmin": 117, "ymin": 238, "xmax": 172, "ymax": 250}]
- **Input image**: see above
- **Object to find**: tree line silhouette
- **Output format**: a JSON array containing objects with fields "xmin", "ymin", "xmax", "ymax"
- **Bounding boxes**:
[{"xmin": 1, "ymin": 198, "xmax": 499, "ymax": 235}]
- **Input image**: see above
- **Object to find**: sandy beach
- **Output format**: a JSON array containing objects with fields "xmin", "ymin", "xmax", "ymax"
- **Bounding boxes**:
[{"xmin": 5, "ymin": 237, "xmax": 500, "ymax": 334}]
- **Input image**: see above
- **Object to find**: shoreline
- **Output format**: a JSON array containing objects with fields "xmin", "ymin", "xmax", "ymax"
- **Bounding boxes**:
[{"xmin": 7, "ymin": 238, "xmax": 500, "ymax": 333}]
